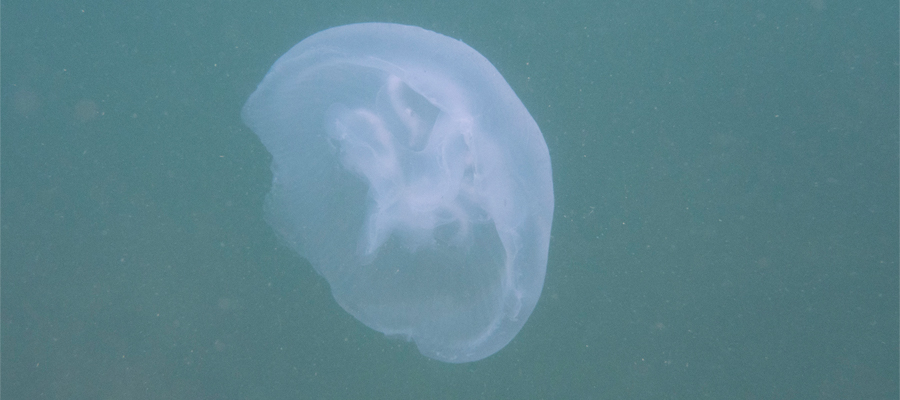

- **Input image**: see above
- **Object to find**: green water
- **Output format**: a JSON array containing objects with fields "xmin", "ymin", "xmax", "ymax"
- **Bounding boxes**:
[{"xmin": 2, "ymin": 0, "xmax": 897, "ymax": 398}]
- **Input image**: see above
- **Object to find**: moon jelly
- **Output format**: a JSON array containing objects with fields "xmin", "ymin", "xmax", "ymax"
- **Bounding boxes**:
[{"xmin": 242, "ymin": 23, "xmax": 553, "ymax": 363}]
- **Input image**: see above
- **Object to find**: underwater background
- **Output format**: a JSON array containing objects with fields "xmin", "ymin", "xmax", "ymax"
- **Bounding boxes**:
[{"xmin": 2, "ymin": 0, "xmax": 898, "ymax": 398}]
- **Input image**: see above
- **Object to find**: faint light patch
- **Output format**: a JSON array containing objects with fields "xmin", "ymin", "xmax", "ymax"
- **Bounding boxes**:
[
  {"xmin": 218, "ymin": 297, "xmax": 243, "ymax": 312},
  {"xmin": 218, "ymin": 297, "xmax": 232, "ymax": 311},
  {"xmin": 13, "ymin": 88, "xmax": 41, "ymax": 116},
  {"xmin": 809, "ymin": 0, "xmax": 825, "ymax": 11},
  {"xmin": 73, "ymin": 99, "xmax": 100, "ymax": 123}
]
